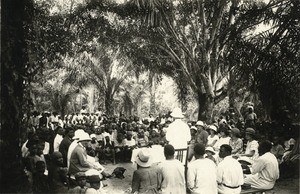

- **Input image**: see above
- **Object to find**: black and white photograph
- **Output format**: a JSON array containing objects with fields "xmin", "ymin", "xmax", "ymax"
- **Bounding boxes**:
[{"xmin": 1, "ymin": 0, "xmax": 299, "ymax": 193}]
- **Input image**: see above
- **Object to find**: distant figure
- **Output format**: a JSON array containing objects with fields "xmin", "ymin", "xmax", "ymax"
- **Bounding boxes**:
[
  {"xmin": 131, "ymin": 149, "xmax": 159, "ymax": 194},
  {"xmin": 166, "ymin": 107, "xmax": 191, "ymax": 150},
  {"xmin": 245, "ymin": 106, "xmax": 257, "ymax": 129},
  {"xmin": 217, "ymin": 144, "xmax": 244, "ymax": 194},
  {"xmin": 187, "ymin": 143, "xmax": 217, "ymax": 194},
  {"xmin": 157, "ymin": 144, "xmax": 186, "ymax": 194},
  {"xmin": 244, "ymin": 141, "xmax": 279, "ymax": 190},
  {"xmin": 195, "ymin": 121, "xmax": 208, "ymax": 146}
]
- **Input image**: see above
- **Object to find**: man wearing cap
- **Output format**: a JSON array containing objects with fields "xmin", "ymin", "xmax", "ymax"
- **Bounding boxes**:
[
  {"xmin": 157, "ymin": 144, "xmax": 186, "ymax": 194},
  {"xmin": 195, "ymin": 121, "xmax": 209, "ymax": 146},
  {"xmin": 166, "ymin": 107, "xmax": 191, "ymax": 150},
  {"xmin": 131, "ymin": 149, "xmax": 159, "ymax": 194},
  {"xmin": 244, "ymin": 141, "xmax": 279, "ymax": 190},
  {"xmin": 69, "ymin": 132, "xmax": 102, "ymax": 175},
  {"xmin": 239, "ymin": 128, "xmax": 259, "ymax": 163},
  {"xmin": 217, "ymin": 144, "xmax": 244, "ymax": 194},
  {"xmin": 187, "ymin": 143, "xmax": 217, "ymax": 194}
]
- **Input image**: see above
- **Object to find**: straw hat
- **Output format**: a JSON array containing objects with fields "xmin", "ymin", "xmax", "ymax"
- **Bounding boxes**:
[
  {"xmin": 170, "ymin": 107, "xmax": 184, "ymax": 118},
  {"xmin": 135, "ymin": 149, "xmax": 153, "ymax": 167},
  {"xmin": 77, "ymin": 132, "xmax": 91, "ymax": 142},
  {"xmin": 205, "ymin": 147, "xmax": 216, "ymax": 155}
]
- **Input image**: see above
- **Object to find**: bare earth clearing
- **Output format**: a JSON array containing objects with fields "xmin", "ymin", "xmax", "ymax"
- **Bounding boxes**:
[{"xmin": 100, "ymin": 163, "xmax": 299, "ymax": 194}]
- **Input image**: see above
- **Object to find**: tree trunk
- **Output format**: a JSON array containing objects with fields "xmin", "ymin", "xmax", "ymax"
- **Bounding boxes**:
[
  {"xmin": 1, "ymin": 0, "xmax": 31, "ymax": 192},
  {"xmin": 105, "ymin": 92, "xmax": 114, "ymax": 116},
  {"xmin": 149, "ymin": 72, "xmax": 156, "ymax": 114},
  {"xmin": 197, "ymin": 92, "xmax": 214, "ymax": 122}
]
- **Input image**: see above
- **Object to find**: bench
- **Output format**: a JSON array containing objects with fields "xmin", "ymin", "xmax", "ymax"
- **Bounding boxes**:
[{"xmin": 241, "ymin": 188, "xmax": 274, "ymax": 194}]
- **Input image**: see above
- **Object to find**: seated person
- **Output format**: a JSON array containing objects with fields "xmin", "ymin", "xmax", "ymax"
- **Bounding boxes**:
[
  {"xmin": 149, "ymin": 129, "xmax": 160, "ymax": 146},
  {"xmin": 229, "ymin": 128, "xmax": 243, "ymax": 156},
  {"xmin": 85, "ymin": 175, "xmax": 102, "ymax": 194},
  {"xmin": 217, "ymin": 145, "xmax": 244, "ymax": 194},
  {"xmin": 48, "ymin": 152, "xmax": 68, "ymax": 193},
  {"xmin": 244, "ymin": 141, "xmax": 279, "ymax": 190},
  {"xmin": 87, "ymin": 134, "xmax": 101, "ymax": 157},
  {"xmin": 68, "ymin": 172, "xmax": 88, "ymax": 193},
  {"xmin": 239, "ymin": 128, "xmax": 259, "ymax": 164},
  {"xmin": 136, "ymin": 131, "xmax": 149, "ymax": 148},
  {"xmin": 213, "ymin": 128, "xmax": 230, "ymax": 152},
  {"xmin": 131, "ymin": 149, "xmax": 159, "ymax": 194},
  {"xmin": 158, "ymin": 130, "xmax": 168, "ymax": 146},
  {"xmin": 271, "ymin": 135, "xmax": 285, "ymax": 163},
  {"xmin": 205, "ymin": 146, "xmax": 216, "ymax": 164},
  {"xmin": 101, "ymin": 135, "xmax": 116, "ymax": 164},
  {"xmin": 114, "ymin": 133, "xmax": 125, "ymax": 163},
  {"xmin": 280, "ymin": 138, "xmax": 299, "ymax": 179},
  {"xmin": 123, "ymin": 132, "xmax": 136, "ymax": 162},
  {"xmin": 69, "ymin": 133, "xmax": 103, "ymax": 176}
]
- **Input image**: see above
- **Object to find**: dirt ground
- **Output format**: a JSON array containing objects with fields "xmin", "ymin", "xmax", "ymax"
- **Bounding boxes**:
[{"xmin": 100, "ymin": 162, "xmax": 299, "ymax": 194}]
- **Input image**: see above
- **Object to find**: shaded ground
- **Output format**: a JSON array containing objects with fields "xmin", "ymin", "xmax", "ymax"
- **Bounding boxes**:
[{"xmin": 101, "ymin": 162, "xmax": 299, "ymax": 194}]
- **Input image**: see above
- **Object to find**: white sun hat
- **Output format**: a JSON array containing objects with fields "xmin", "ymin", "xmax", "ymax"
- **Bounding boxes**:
[
  {"xmin": 205, "ymin": 147, "xmax": 216, "ymax": 155},
  {"xmin": 170, "ymin": 107, "xmax": 184, "ymax": 118},
  {"xmin": 208, "ymin": 125, "xmax": 218, "ymax": 132},
  {"xmin": 195, "ymin": 121, "xmax": 205, "ymax": 127},
  {"xmin": 72, "ymin": 129, "xmax": 85, "ymax": 140},
  {"xmin": 77, "ymin": 132, "xmax": 92, "ymax": 142}
]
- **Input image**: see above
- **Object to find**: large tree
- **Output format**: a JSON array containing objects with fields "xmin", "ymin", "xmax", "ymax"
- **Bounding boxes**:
[{"xmin": 125, "ymin": 0, "xmax": 285, "ymax": 121}]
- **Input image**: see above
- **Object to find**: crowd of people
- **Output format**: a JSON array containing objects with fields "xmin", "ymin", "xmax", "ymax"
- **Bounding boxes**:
[{"xmin": 20, "ymin": 105, "xmax": 299, "ymax": 194}]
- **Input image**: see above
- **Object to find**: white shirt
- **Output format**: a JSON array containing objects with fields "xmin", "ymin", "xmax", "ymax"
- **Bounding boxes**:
[
  {"xmin": 158, "ymin": 159, "xmax": 186, "ymax": 194},
  {"xmin": 213, "ymin": 137, "xmax": 230, "ymax": 151},
  {"xmin": 123, "ymin": 138, "xmax": 136, "ymax": 147},
  {"xmin": 217, "ymin": 156, "xmax": 244, "ymax": 193},
  {"xmin": 245, "ymin": 140, "xmax": 259, "ymax": 162},
  {"xmin": 53, "ymin": 134, "xmax": 63, "ymax": 152},
  {"xmin": 187, "ymin": 158, "xmax": 217, "ymax": 194},
  {"xmin": 207, "ymin": 135, "xmax": 219, "ymax": 146},
  {"xmin": 43, "ymin": 142, "xmax": 50, "ymax": 155},
  {"xmin": 251, "ymin": 152, "xmax": 279, "ymax": 182},
  {"xmin": 166, "ymin": 119, "xmax": 191, "ymax": 149}
]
